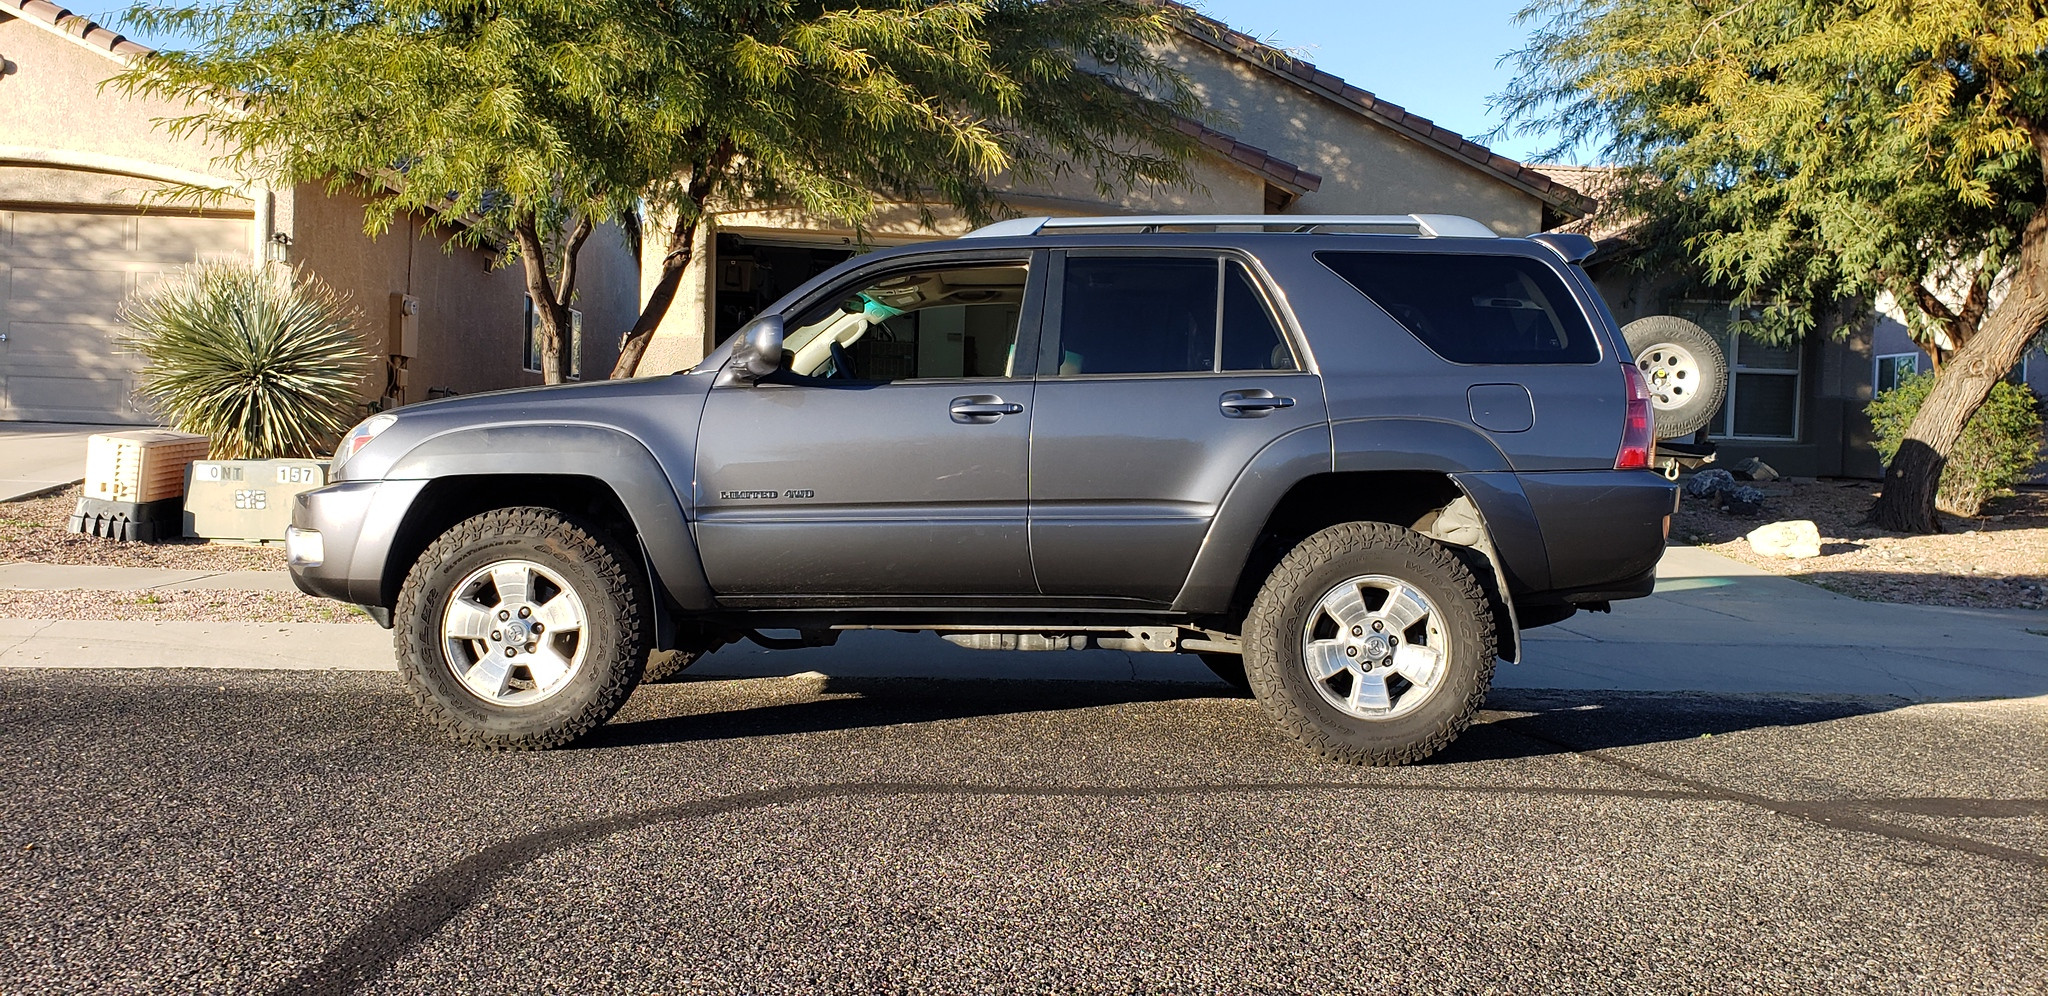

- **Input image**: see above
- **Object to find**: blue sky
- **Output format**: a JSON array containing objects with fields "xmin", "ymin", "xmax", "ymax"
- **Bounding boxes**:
[
  {"xmin": 1193, "ymin": 0, "xmax": 1568, "ymax": 162},
  {"xmin": 94, "ymin": 0, "xmax": 1578, "ymax": 164}
]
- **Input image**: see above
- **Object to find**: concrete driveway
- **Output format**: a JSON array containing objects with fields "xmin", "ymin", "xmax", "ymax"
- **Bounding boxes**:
[{"xmin": 0, "ymin": 421, "xmax": 141, "ymax": 501}]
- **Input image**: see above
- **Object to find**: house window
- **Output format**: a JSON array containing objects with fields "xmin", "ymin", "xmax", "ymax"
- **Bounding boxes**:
[
  {"xmin": 523, "ymin": 297, "xmax": 583, "ymax": 379},
  {"xmin": 1675, "ymin": 301, "xmax": 1802, "ymax": 440},
  {"xmin": 1874, "ymin": 352, "xmax": 1924, "ymax": 395}
]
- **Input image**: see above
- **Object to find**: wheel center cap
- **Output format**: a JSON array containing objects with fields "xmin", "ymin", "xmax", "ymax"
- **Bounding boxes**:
[
  {"xmin": 503, "ymin": 618, "xmax": 531, "ymax": 643},
  {"xmin": 1362, "ymin": 635, "xmax": 1391, "ymax": 661}
]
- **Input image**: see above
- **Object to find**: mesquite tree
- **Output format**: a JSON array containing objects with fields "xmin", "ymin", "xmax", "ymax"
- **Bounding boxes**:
[
  {"xmin": 1497, "ymin": 0, "xmax": 2048, "ymax": 532},
  {"xmin": 116, "ymin": 1, "xmax": 1201, "ymax": 383}
]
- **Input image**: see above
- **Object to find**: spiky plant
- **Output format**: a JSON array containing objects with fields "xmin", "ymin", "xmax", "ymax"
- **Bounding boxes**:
[{"xmin": 119, "ymin": 263, "xmax": 371, "ymax": 459}]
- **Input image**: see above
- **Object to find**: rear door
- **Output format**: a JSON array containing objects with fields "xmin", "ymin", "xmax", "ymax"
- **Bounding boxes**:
[{"xmin": 1026, "ymin": 251, "xmax": 1328, "ymax": 602}]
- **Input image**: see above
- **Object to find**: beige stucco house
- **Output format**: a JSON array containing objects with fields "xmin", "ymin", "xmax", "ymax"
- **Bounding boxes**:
[
  {"xmin": 631, "ymin": 9, "xmax": 1593, "ymax": 374},
  {"xmin": 0, "ymin": 0, "xmax": 639, "ymax": 425}
]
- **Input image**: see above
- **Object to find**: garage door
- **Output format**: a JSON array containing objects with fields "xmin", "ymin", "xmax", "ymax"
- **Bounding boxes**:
[{"xmin": 0, "ymin": 209, "xmax": 251, "ymax": 424}]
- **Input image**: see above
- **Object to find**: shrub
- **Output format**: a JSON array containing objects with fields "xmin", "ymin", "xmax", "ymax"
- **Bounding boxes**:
[
  {"xmin": 120, "ymin": 263, "xmax": 371, "ymax": 459},
  {"xmin": 1868, "ymin": 371, "xmax": 2044, "ymax": 517}
]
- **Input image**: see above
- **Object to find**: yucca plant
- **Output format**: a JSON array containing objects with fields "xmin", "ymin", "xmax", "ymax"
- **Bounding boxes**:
[{"xmin": 119, "ymin": 262, "xmax": 371, "ymax": 459}]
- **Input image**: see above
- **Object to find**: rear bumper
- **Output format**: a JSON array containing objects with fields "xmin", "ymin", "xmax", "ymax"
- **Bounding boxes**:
[
  {"xmin": 1517, "ymin": 470, "xmax": 1677, "ymax": 603},
  {"xmin": 287, "ymin": 479, "xmax": 428, "ymax": 608}
]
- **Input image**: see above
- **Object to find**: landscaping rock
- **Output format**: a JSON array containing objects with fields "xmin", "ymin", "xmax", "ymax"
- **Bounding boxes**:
[
  {"xmin": 1724, "ymin": 485, "xmax": 1769, "ymax": 517},
  {"xmin": 1686, "ymin": 469, "xmax": 1736, "ymax": 500},
  {"xmin": 1747, "ymin": 519, "xmax": 1822, "ymax": 559},
  {"xmin": 1732, "ymin": 456, "xmax": 1780, "ymax": 482}
]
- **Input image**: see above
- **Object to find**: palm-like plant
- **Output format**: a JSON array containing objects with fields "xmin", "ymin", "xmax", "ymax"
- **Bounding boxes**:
[{"xmin": 119, "ymin": 263, "xmax": 371, "ymax": 459}]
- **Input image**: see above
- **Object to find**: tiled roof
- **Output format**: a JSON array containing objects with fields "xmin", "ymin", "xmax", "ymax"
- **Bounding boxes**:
[
  {"xmin": 1165, "ymin": 3, "xmax": 1593, "ymax": 218},
  {"xmin": 0, "ymin": 0, "xmax": 152, "ymax": 59},
  {"xmin": 1531, "ymin": 165, "xmax": 1638, "ymax": 243},
  {"xmin": 1174, "ymin": 118, "xmax": 1321, "ymax": 193}
]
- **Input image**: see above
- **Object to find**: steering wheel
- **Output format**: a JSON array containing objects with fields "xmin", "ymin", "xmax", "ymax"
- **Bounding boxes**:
[{"xmin": 829, "ymin": 340, "xmax": 856, "ymax": 380}]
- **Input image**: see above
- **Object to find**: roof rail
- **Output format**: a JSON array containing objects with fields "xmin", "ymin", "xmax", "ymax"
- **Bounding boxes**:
[{"xmin": 961, "ymin": 214, "xmax": 1499, "ymax": 240}]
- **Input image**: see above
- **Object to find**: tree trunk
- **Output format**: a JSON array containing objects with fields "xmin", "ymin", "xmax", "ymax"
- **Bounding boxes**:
[
  {"xmin": 511, "ymin": 213, "xmax": 587, "ymax": 386},
  {"xmin": 609, "ymin": 214, "xmax": 699, "ymax": 379},
  {"xmin": 1871, "ymin": 203, "xmax": 2048, "ymax": 532}
]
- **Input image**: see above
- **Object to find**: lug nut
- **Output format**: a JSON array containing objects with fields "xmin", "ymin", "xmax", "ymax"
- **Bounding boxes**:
[
  {"xmin": 1346, "ymin": 646, "xmax": 1358, "ymax": 657},
  {"xmin": 491, "ymin": 630, "xmax": 501, "ymax": 641},
  {"xmin": 498, "ymin": 610, "xmax": 511, "ymax": 621},
  {"xmin": 530, "ymin": 623, "xmax": 543, "ymax": 635},
  {"xmin": 1351, "ymin": 626, "xmax": 1364, "ymax": 636},
  {"xmin": 504, "ymin": 647, "xmax": 517, "ymax": 657},
  {"xmin": 519, "ymin": 607, "xmax": 531, "ymax": 619},
  {"xmin": 1372, "ymin": 620, "xmax": 1384, "ymax": 632}
]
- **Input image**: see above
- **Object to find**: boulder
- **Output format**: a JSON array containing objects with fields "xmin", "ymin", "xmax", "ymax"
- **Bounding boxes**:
[
  {"xmin": 1732, "ymin": 456, "xmax": 1780, "ymax": 482},
  {"xmin": 1746, "ymin": 519, "xmax": 1822, "ymax": 559},
  {"xmin": 1724, "ymin": 485, "xmax": 1769, "ymax": 517},
  {"xmin": 1685, "ymin": 468, "xmax": 1735, "ymax": 500}
]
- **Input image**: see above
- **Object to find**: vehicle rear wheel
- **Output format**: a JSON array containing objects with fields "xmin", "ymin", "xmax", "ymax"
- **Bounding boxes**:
[
  {"xmin": 1242, "ymin": 522, "xmax": 1496, "ymax": 765},
  {"xmin": 395, "ymin": 507, "xmax": 649, "ymax": 749},
  {"xmin": 642, "ymin": 648, "xmax": 705, "ymax": 684},
  {"xmin": 1622, "ymin": 315, "xmax": 1727, "ymax": 439}
]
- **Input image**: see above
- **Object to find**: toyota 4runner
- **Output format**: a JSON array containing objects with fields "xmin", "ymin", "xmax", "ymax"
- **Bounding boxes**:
[{"xmin": 288, "ymin": 214, "xmax": 1678, "ymax": 765}]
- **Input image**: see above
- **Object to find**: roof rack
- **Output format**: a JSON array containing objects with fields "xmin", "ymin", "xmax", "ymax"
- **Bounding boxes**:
[{"xmin": 961, "ymin": 214, "xmax": 1498, "ymax": 240}]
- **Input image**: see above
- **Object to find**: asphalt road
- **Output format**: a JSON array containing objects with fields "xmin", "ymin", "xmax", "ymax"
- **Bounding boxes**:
[{"xmin": 2, "ymin": 669, "xmax": 2042, "ymax": 995}]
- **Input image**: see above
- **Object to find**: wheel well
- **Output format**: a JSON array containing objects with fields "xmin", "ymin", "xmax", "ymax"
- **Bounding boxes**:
[
  {"xmin": 379, "ymin": 475, "xmax": 641, "ymax": 608},
  {"xmin": 1222, "ymin": 471, "xmax": 1466, "ymax": 622}
]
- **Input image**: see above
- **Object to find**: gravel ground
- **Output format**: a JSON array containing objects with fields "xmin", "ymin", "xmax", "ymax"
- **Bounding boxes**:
[
  {"xmin": 0, "ymin": 588, "xmax": 370, "ymax": 624},
  {"xmin": 0, "ymin": 670, "xmax": 2041, "ymax": 995},
  {"xmin": 0, "ymin": 486, "xmax": 286, "ymax": 571},
  {"xmin": 1672, "ymin": 479, "xmax": 2048, "ymax": 610}
]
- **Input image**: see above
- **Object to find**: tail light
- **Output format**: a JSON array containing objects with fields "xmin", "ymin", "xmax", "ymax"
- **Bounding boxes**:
[{"xmin": 1616, "ymin": 363, "xmax": 1655, "ymax": 470}]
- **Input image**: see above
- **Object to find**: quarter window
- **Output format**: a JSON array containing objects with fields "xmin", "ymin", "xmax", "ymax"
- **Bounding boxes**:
[
  {"xmin": 1315, "ymin": 251, "xmax": 1601, "ymax": 364},
  {"xmin": 1053, "ymin": 256, "xmax": 1295, "ymax": 375}
]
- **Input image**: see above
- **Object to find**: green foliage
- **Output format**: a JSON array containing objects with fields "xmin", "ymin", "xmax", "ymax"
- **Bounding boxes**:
[
  {"xmin": 119, "ymin": 263, "xmax": 372, "ymax": 460},
  {"xmin": 1868, "ymin": 372, "xmax": 2044, "ymax": 516},
  {"xmin": 112, "ymin": 0, "xmax": 1202, "ymax": 264},
  {"xmin": 1496, "ymin": 0, "xmax": 2048, "ymax": 348}
]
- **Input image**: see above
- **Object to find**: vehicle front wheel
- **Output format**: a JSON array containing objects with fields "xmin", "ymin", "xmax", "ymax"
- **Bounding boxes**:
[
  {"xmin": 395, "ymin": 507, "xmax": 650, "ymax": 749},
  {"xmin": 1242, "ymin": 522, "xmax": 1497, "ymax": 765}
]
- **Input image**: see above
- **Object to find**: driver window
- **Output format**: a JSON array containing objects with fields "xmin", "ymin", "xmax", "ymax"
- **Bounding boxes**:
[{"xmin": 782, "ymin": 262, "xmax": 1029, "ymax": 382}]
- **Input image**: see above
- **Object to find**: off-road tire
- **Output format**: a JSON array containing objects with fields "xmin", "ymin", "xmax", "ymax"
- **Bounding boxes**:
[
  {"xmin": 1622, "ymin": 315, "xmax": 1727, "ymax": 439},
  {"xmin": 1242, "ymin": 522, "xmax": 1496, "ymax": 765},
  {"xmin": 395, "ymin": 507, "xmax": 649, "ymax": 749},
  {"xmin": 642, "ymin": 648, "xmax": 705, "ymax": 684},
  {"xmin": 1198, "ymin": 652, "xmax": 1251, "ymax": 692}
]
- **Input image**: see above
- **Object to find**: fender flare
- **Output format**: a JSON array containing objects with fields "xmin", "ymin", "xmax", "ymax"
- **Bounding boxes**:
[{"xmin": 385, "ymin": 424, "xmax": 714, "ymax": 612}]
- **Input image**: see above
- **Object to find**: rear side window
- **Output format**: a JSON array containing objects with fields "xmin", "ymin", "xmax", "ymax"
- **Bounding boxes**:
[
  {"xmin": 1054, "ymin": 256, "xmax": 1297, "ymax": 375},
  {"xmin": 1316, "ymin": 251, "xmax": 1601, "ymax": 364}
]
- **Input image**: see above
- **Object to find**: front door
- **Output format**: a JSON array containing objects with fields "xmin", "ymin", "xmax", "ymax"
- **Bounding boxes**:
[
  {"xmin": 1028, "ymin": 252, "xmax": 1328, "ymax": 603},
  {"xmin": 694, "ymin": 257, "xmax": 1041, "ymax": 599}
]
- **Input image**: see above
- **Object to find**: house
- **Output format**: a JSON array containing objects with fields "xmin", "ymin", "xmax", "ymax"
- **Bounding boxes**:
[
  {"xmin": 628, "ymin": 8, "xmax": 1595, "ymax": 375},
  {"xmin": 1540, "ymin": 164, "xmax": 2048, "ymax": 480},
  {"xmin": 0, "ymin": 0, "xmax": 640, "ymax": 425}
]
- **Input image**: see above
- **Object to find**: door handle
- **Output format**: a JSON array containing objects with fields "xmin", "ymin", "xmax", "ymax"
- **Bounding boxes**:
[
  {"xmin": 1219, "ymin": 389, "xmax": 1296, "ymax": 417},
  {"xmin": 950, "ymin": 396, "xmax": 1023, "ymax": 424}
]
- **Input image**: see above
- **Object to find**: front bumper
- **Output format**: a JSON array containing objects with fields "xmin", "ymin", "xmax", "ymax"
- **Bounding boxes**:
[{"xmin": 287, "ymin": 479, "xmax": 430, "ymax": 609}]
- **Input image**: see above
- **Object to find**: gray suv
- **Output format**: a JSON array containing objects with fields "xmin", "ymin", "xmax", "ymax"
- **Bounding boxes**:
[{"xmin": 288, "ymin": 214, "xmax": 1677, "ymax": 765}]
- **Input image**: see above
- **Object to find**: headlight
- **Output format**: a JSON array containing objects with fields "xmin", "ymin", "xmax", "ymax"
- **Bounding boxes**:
[{"xmin": 331, "ymin": 413, "xmax": 397, "ymax": 476}]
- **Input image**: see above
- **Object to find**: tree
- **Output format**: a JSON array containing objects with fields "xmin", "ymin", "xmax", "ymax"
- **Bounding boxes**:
[
  {"xmin": 116, "ymin": 1, "xmax": 1202, "ymax": 383},
  {"xmin": 1497, "ymin": 0, "xmax": 2048, "ymax": 532}
]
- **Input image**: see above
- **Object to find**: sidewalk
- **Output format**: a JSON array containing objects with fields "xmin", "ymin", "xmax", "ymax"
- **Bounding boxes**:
[
  {"xmin": 0, "ymin": 422, "xmax": 137, "ymax": 501},
  {"xmin": 0, "ymin": 546, "xmax": 2042, "ymax": 702}
]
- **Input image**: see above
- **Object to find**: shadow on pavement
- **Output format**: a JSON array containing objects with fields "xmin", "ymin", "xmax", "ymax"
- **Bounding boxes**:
[{"xmin": 587, "ymin": 673, "xmax": 1916, "ymax": 762}]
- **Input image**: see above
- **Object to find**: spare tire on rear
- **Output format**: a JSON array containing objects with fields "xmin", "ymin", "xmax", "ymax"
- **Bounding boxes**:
[{"xmin": 1621, "ymin": 316, "xmax": 1727, "ymax": 439}]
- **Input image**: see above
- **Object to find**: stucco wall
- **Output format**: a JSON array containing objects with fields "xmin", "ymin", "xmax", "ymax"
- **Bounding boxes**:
[
  {"xmin": 279, "ymin": 187, "xmax": 634, "ymax": 405},
  {"xmin": 1158, "ymin": 41, "xmax": 1546, "ymax": 235}
]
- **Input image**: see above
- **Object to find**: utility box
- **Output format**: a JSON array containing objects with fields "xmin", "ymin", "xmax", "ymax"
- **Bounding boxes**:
[
  {"xmin": 389, "ymin": 293, "xmax": 421, "ymax": 357},
  {"xmin": 183, "ymin": 459, "xmax": 329, "ymax": 542},
  {"xmin": 68, "ymin": 430, "xmax": 212, "ymax": 541}
]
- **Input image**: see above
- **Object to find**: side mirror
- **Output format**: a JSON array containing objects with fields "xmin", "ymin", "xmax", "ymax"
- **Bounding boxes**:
[{"xmin": 728, "ymin": 315, "xmax": 784, "ymax": 384}]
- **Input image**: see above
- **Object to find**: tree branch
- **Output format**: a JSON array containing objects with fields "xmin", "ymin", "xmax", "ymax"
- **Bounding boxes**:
[{"xmin": 557, "ymin": 213, "xmax": 593, "ymax": 307}]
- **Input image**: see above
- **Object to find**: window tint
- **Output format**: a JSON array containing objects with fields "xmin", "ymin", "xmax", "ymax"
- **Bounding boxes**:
[
  {"xmin": 1056, "ymin": 257, "xmax": 1216, "ymax": 374},
  {"xmin": 1222, "ymin": 261, "xmax": 1295, "ymax": 371},
  {"xmin": 782, "ymin": 263, "xmax": 1028, "ymax": 381},
  {"xmin": 1316, "ymin": 252, "xmax": 1601, "ymax": 364}
]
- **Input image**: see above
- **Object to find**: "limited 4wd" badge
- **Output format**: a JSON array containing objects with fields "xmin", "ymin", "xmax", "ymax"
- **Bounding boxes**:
[{"xmin": 718, "ymin": 489, "xmax": 816, "ymax": 500}]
